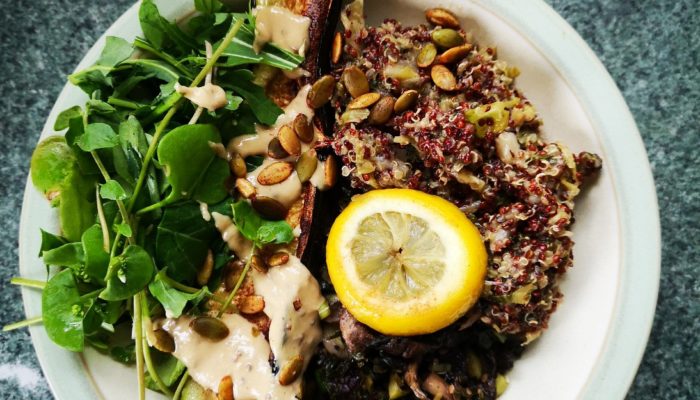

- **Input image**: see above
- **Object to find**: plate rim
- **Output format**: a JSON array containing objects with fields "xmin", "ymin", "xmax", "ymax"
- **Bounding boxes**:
[{"xmin": 18, "ymin": 1, "xmax": 660, "ymax": 399}]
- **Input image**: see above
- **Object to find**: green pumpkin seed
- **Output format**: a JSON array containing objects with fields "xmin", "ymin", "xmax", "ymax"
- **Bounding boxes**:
[
  {"xmin": 252, "ymin": 196, "xmax": 288, "ymax": 220},
  {"xmin": 416, "ymin": 43, "xmax": 437, "ymax": 68},
  {"xmin": 278, "ymin": 355, "xmax": 304, "ymax": 386},
  {"xmin": 295, "ymin": 150, "xmax": 318, "ymax": 183},
  {"xmin": 348, "ymin": 92, "xmax": 381, "ymax": 109},
  {"xmin": 230, "ymin": 152, "xmax": 247, "ymax": 178},
  {"xmin": 293, "ymin": 114, "xmax": 314, "ymax": 143},
  {"xmin": 431, "ymin": 28, "xmax": 465, "ymax": 49},
  {"xmin": 278, "ymin": 125, "xmax": 301, "ymax": 156},
  {"xmin": 369, "ymin": 96, "xmax": 395, "ymax": 125},
  {"xmin": 151, "ymin": 329, "xmax": 175, "ymax": 353},
  {"xmin": 342, "ymin": 66, "xmax": 369, "ymax": 98},
  {"xmin": 190, "ymin": 316, "xmax": 229, "ymax": 342},
  {"xmin": 307, "ymin": 75, "xmax": 335, "ymax": 109},
  {"xmin": 394, "ymin": 90, "xmax": 419, "ymax": 113},
  {"xmin": 267, "ymin": 137, "xmax": 289, "ymax": 159}
]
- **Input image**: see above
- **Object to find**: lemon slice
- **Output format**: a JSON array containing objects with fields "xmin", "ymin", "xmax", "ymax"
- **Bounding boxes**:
[{"xmin": 326, "ymin": 189, "xmax": 487, "ymax": 336}]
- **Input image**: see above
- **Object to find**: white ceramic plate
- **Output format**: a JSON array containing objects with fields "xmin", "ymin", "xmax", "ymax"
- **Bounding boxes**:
[{"xmin": 19, "ymin": 0, "xmax": 660, "ymax": 399}]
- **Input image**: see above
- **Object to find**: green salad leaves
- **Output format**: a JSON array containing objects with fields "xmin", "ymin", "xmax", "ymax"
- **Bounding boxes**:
[{"xmin": 13, "ymin": 1, "xmax": 302, "ymax": 399}]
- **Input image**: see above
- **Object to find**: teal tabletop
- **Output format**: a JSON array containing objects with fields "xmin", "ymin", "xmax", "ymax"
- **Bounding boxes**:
[{"xmin": 0, "ymin": 0, "xmax": 697, "ymax": 399}]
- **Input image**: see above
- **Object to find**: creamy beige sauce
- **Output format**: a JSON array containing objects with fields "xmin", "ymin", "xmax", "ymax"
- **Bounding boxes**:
[
  {"xmin": 252, "ymin": 256, "xmax": 324, "ymax": 371},
  {"xmin": 253, "ymin": 6, "xmax": 311, "ymax": 56},
  {"xmin": 199, "ymin": 201, "xmax": 211, "ymax": 222},
  {"xmin": 247, "ymin": 159, "xmax": 303, "ymax": 208},
  {"xmin": 229, "ymin": 85, "xmax": 315, "ymax": 158},
  {"xmin": 212, "ymin": 212, "xmax": 253, "ymax": 260},
  {"xmin": 176, "ymin": 82, "xmax": 228, "ymax": 112},
  {"xmin": 161, "ymin": 257, "xmax": 324, "ymax": 399}
]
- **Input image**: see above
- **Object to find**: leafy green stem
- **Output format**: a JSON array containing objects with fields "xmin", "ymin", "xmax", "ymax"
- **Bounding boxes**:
[
  {"xmin": 10, "ymin": 277, "xmax": 46, "ymax": 289},
  {"xmin": 140, "ymin": 293, "xmax": 174, "ymax": 397},
  {"xmin": 216, "ymin": 247, "xmax": 255, "ymax": 319},
  {"xmin": 173, "ymin": 371, "xmax": 190, "ymax": 400},
  {"xmin": 133, "ymin": 38, "xmax": 194, "ymax": 79},
  {"xmin": 127, "ymin": 18, "xmax": 244, "ymax": 214},
  {"xmin": 95, "ymin": 186, "xmax": 111, "ymax": 252},
  {"xmin": 107, "ymin": 96, "xmax": 144, "ymax": 110},
  {"xmin": 3, "ymin": 316, "xmax": 43, "ymax": 332},
  {"xmin": 133, "ymin": 292, "xmax": 146, "ymax": 400},
  {"xmin": 90, "ymin": 151, "xmax": 135, "ymax": 246}
]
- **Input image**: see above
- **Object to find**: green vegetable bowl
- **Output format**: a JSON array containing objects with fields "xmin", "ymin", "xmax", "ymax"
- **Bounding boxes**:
[{"xmin": 18, "ymin": 0, "xmax": 660, "ymax": 399}]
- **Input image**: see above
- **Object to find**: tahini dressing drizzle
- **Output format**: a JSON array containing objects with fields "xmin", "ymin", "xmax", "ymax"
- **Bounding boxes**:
[{"xmin": 253, "ymin": 6, "xmax": 311, "ymax": 56}]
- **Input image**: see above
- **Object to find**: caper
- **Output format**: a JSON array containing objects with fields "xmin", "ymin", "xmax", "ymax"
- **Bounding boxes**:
[
  {"xmin": 307, "ymin": 75, "xmax": 335, "ymax": 109},
  {"xmin": 190, "ymin": 316, "xmax": 229, "ymax": 342},
  {"xmin": 369, "ymin": 96, "xmax": 395, "ymax": 125},
  {"xmin": 416, "ymin": 42, "xmax": 437, "ymax": 68},
  {"xmin": 295, "ymin": 149, "xmax": 318, "ymax": 183},
  {"xmin": 431, "ymin": 28, "xmax": 465, "ymax": 49},
  {"xmin": 342, "ymin": 66, "xmax": 369, "ymax": 98},
  {"xmin": 293, "ymin": 113, "xmax": 314, "ymax": 143},
  {"xmin": 394, "ymin": 90, "xmax": 419, "ymax": 113},
  {"xmin": 251, "ymin": 196, "xmax": 288, "ymax": 220}
]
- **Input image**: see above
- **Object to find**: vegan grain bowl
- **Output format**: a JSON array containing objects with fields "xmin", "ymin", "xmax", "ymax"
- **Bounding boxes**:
[{"xmin": 8, "ymin": 1, "xmax": 602, "ymax": 399}]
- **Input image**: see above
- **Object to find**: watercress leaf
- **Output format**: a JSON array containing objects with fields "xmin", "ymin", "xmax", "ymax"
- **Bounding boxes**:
[
  {"xmin": 100, "ymin": 180, "xmax": 128, "ymax": 201},
  {"xmin": 82, "ymin": 299, "xmax": 103, "ymax": 336},
  {"xmin": 65, "ymin": 116, "xmax": 100, "ymax": 175},
  {"xmin": 77, "ymin": 123, "xmax": 119, "ymax": 151},
  {"xmin": 69, "ymin": 66, "xmax": 114, "ymax": 95},
  {"xmin": 145, "ymin": 353, "xmax": 186, "ymax": 389},
  {"xmin": 59, "ymin": 171, "xmax": 98, "ymax": 242},
  {"xmin": 156, "ymin": 124, "xmax": 230, "ymax": 206},
  {"xmin": 30, "ymin": 136, "xmax": 77, "ymax": 203},
  {"xmin": 256, "ymin": 220, "xmax": 295, "ymax": 245},
  {"xmin": 100, "ymin": 245, "xmax": 155, "ymax": 301},
  {"xmin": 81, "ymin": 225, "xmax": 109, "ymax": 283},
  {"xmin": 54, "ymin": 106, "xmax": 83, "ymax": 131},
  {"xmin": 139, "ymin": 0, "xmax": 198, "ymax": 54},
  {"xmin": 155, "ymin": 202, "xmax": 215, "ymax": 283},
  {"xmin": 39, "ymin": 229, "xmax": 68, "ymax": 257},
  {"xmin": 42, "ymin": 269, "xmax": 85, "ymax": 352},
  {"xmin": 231, "ymin": 200, "xmax": 262, "ymax": 242},
  {"xmin": 96, "ymin": 36, "xmax": 133, "ymax": 68},
  {"xmin": 194, "ymin": 0, "xmax": 223, "ymax": 14},
  {"xmin": 225, "ymin": 93, "xmax": 243, "ymax": 111},
  {"xmin": 219, "ymin": 15, "xmax": 304, "ymax": 71},
  {"xmin": 87, "ymin": 99, "xmax": 117, "ymax": 115},
  {"xmin": 120, "ymin": 59, "xmax": 181, "ymax": 83},
  {"xmin": 148, "ymin": 270, "xmax": 210, "ymax": 318},
  {"xmin": 222, "ymin": 69, "xmax": 282, "ymax": 125},
  {"xmin": 193, "ymin": 157, "xmax": 230, "ymax": 204},
  {"xmin": 110, "ymin": 342, "xmax": 136, "ymax": 364},
  {"xmin": 42, "ymin": 242, "xmax": 85, "ymax": 266},
  {"xmin": 114, "ymin": 223, "xmax": 133, "ymax": 238}
]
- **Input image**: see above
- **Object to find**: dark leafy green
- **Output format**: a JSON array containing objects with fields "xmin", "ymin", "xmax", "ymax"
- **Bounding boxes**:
[
  {"xmin": 42, "ymin": 269, "xmax": 87, "ymax": 352},
  {"xmin": 81, "ymin": 225, "xmax": 110, "ymax": 283},
  {"xmin": 100, "ymin": 245, "xmax": 155, "ymax": 301},
  {"xmin": 100, "ymin": 180, "xmax": 128, "ymax": 201},
  {"xmin": 77, "ymin": 123, "xmax": 119, "ymax": 151},
  {"xmin": 42, "ymin": 242, "xmax": 84, "ymax": 267},
  {"xmin": 231, "ymin": 201, "xmax": 294, "ymax": 245},
  {"xmin": 148, "ymin": 270, "xmax": 209, "ymax": 318}
]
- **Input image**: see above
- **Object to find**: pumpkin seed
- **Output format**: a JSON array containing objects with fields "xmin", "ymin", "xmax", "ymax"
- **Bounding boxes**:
[
  {"xmin": 348, "ymin": 92, "xmax": 381, "ymax": 109},
  {"xmin": 431, "ymin": 28, "xmax": 465, "ymax": 49},
  {"xmin": 436, "ymin": 44, "xmax": 473, "ymax": 64},
  {"xmin": 342, "ymin": 66, "xmax": 369, "ymax": 98},
  {"xmin": 426, "ymin": 8, "xmax": 460, "ymax": 29},
  {"xmin": 267, "ymin": 252, "xmax": 290, "ymax": 267},
  {"xmin": 235, "ymin": 178, "xmax": 256, "ymax": 198},
  {"xmin": 331, "ymin": 31, "xmax": 343, "ymax": 64},
  {"xmin": 324, "ymin": 156, "xmax": 338, "ymax": 188},
  {"xmin": 341, "ymin": 108, "xmax": 370, "ymax": 124},
  {"xmin": 151, "ymin": 329, "xmax": 175, "ymax": 353},
  {"xmin": 190, "ymin": 316, "xmax": 229, "ymax": 342},
  {"xmin": 252, "ymin": 196, "xmax": 288, "ymax": 220},
  {"xmin": 293, "ymin": 114, "xmax": 314, "ymax": 143},
  {"xmin": 251, "ymin": 254, "xmax": 268, "ymax": 273},
  {"xmin": 369, "ymin": 96, "xmax": 395, "ymax": 125},
  {"xmin": 239, "ymin": 295, "xmax": 265, "ymax": 314},
  {"xmin": 416, "ymin": 42, "xmax": 437, "ymax": 68},
  {"xmin": 307, "ymin": 75, "xmax": 335, "ymax": 109},
  {"xmin": 267, "ymin": 137, "xmax": 289, "ymax": 159},
  {"xmin": 278, "ymin": 355, "xmax": 304, "ymax": 386},
  {"xmin": 257, "ymin": 162, "xmax": 294, "ymax": 185},
  {"xmin": 295, "ymin": 149, "xmax": 318, "ymax": 183},
  {"xmin": 196, "ymin": 249, "xmax": 214, "ymax": 286},
  {"xmin": 394, "ymin": 90, "xmax": 419, "ymax": 113},
  {"xmin": 217, "ymin": 376, "xmax": 233, "ymax": 400},
  {"xmin": 229, "ymin": 152, "xmax": 247, "ymax": 178},
  {"xmin": 278, "ymin": 125, "xmax": 301, "ymax": 156},
  {"xmin": 431, "ymin": 65, "xmax": 457, "ymax": 91}
]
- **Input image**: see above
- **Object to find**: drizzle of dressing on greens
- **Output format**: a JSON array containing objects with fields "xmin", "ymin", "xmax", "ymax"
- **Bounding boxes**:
[{"xmin": 253, "ymin": 6, "xmax": 311, "ymax": 56}]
